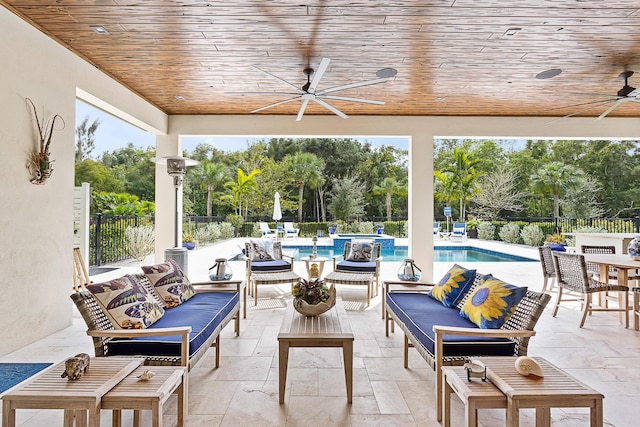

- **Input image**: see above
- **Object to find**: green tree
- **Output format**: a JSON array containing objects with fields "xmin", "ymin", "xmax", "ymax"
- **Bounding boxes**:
[
  {"xmin": 284, "ymin": 152, "xmax": 325, "ymax": 221},
  {"xmin": 75, "ymin": 115, "xmax": 101, "ymax": 162},
  {"xmin": 74, "ymin": 159, "xmax": 123, "ymax": 193},
  {"xmin": 471, "ymin": 166, "xmax": 526, "ymax": 220},
  {"xmin": 530, "ymin": 161, "xmax": 584, "ymax": 219},
  {"xmin": 327, "ymin": 175, "xmax": 366, "ymax": 220},
  {"xmin": 221, "ymin": 168, "xmax": 261, "ymax": 219},
  {"xmin": 373, "ymin": 177, "xmax": 405, "ymax": 221},
  {"xmin": 198, "ymin": 161, "xmax": 227, "ymax": 216}
]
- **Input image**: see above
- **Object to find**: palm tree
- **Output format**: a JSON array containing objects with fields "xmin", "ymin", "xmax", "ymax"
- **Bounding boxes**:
[
  {"xmin": 286, "ymin": 152, "xmax": 325, "ymax": 222},
  {"xmin": 445, "ymin": 148, "xmax": 480, "ymax": 221},
  {"xmin": 530, "ymin": 161, "xmax": 584, "ymax": 219},
  {"xmin": 198, "ymin": 161, "xmax": 226, "ymax": 216},
  {"xmin": 221, "ymin": 168, "xmax": 261, "ymax": 218},
  {"xmin": 373, "ymin": 177, "xmax": 405, "ymax": 221}
]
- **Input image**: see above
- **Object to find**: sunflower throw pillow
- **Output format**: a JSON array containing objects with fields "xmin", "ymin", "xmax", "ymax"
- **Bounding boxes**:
[
  {"xmin": 428, "ymin": 264, "xmax": 476, "ymax": 307},
  {"xmin": 141, "ymin": 259, "xmax": 196, "ymax": 308},
  {"xmin": 460, "ymin": 275, "xmax": 528, "ymax": 329}
]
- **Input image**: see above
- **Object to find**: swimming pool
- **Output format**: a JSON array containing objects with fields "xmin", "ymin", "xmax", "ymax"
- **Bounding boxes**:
[{"xmin": 281, "ymin": 246, "xmax": 536, "ymax": 262}]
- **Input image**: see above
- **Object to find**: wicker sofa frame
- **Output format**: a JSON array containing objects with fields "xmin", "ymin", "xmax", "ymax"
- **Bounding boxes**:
[
  {"xmin": 71, "ymin": 274, "xmax": 240, "ymax": 370},
  {"xmin": 385, "ymin": 272, "xmax": 551, "ymax": 421}
]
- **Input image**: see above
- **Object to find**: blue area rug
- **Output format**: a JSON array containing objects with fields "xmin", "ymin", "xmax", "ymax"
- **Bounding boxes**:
[{"xmin": 0, "ymin": 363, "xmax": 53, "ymax": 393}]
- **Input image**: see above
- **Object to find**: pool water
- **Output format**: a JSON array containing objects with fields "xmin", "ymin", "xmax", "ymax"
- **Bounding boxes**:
[{"xmin": 286, "ymin": 246, "xmax": 535, "ymax": 262}]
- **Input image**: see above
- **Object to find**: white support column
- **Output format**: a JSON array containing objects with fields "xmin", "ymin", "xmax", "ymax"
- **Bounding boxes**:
[{"xmin": 408, "ymin": 133, "xmax": 435, "ymax": 283}]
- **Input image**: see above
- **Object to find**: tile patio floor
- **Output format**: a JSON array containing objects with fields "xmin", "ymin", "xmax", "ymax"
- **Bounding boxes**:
[{"xmin": 1, "ymin": 237, "xmax": 638, "ymax": 426}]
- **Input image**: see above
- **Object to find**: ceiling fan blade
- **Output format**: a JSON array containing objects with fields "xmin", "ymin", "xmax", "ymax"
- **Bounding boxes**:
[
  {"xmin": 250, "ymin": 96, "xmax": 301, "ymax": 113},
  {"xmin": 313, "ymin": 98, "xmax": 348, "ymax": 119},
  {"xmin": 319, "ymin": 95, "xmax": 385, "ymax": 105},
  {"xmin": 547, "ymin": 98, "xmax": 619, "ymax": 112},
  {"xmin": 596, "ymin": 99, "xmax": 625, "ymax": 120},
  {"xmin": 317, "ymin": 78, "xmax": 388, "ymax": 95},
  {"xmin": 545, "ymin": 99, "xmax": 618, "ymax": 124},
  {"xmin": 296, "ymin": 98, "xmax": 310, "ymax": 121},
  {"xmin": 250, "ymin": 65, "xmax": 302, "ymax": 93},
  {"xmin": 308, "ymin": 57, "xmax": 330, "ymax": 93},
  {"xmin": 227, "ymin": 91, "xmax": 300, "ymax": 95}
]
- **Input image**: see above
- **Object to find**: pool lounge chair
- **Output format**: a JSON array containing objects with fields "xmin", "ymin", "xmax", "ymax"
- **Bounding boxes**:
[
  {"xmin": 450, "ymin": 222, "xmax": 467, "ymax": 242},
  {"xmin": 284, "ymin": 222, "xmax": 299, "ymax": 239},
  {"xmin": 433, "ymin": 222, "xmax": 440, "ymax": 239},
  {"xmin": 259, "ymin": 222, "xmax": 276, "ymax": 239}
]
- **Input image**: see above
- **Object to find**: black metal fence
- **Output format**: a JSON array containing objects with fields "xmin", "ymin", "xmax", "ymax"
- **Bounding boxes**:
[{"xmin": 89, "ymin": 214, "xmax": 640, "ymax": 266}]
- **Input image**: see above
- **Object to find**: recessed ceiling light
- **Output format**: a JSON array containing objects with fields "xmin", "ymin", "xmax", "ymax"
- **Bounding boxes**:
[
  {"xmin": 175, "ymin": 95, "xmax": 185, "ymax": 100},
  {"xmin": 89, "ymin": 25, "xmax": 109, "ymax": 35},
  {"xmin": 376, "ymin": 68, "xmax": 398, "ymax": 78},
  {"xmin": 435, "ymin": 97, "xmax": 445, "ymax": 102},
  {"xmin": 536, "ymin": 68, "xmax": 562, "ymax": 79},
  {"xmin": 503, "ymin": 27, "xmax": 521, "ymax": 36}
]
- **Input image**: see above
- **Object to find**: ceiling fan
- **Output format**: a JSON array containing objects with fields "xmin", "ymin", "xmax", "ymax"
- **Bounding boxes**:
[
  {"xmin": 249, "ymin": 57, "xmax": 389, "ymax": 121},
  {"xmin": 560, "ymin": 71, "xmax": 640, "ymax": 120}
]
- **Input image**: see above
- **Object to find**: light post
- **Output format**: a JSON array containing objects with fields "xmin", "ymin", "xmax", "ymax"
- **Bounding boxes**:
[{"xmin": 151, "ymin": 155, "xmax": 199, "ymax": 274}]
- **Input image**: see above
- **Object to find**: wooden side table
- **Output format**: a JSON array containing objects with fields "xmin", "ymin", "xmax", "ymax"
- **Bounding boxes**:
[
  {"xmin": 480, "ymin": 356, "xmax": 604, "ymax": 427},
  {"xmin": 2, "ymin": 358, "xmax": 144, "ymax": 427},
  {"xmin": 300, "ymin": 256, "xmax": 329, "ymax": 280},
  {"xmin": 102, "ymin": 365, "xmax": 188, "ymax": 427},
  {"xmin": 277, "ymin": 298, "xmax": 354, "ymax": 404},
  {"xmin": 442, "ymin": 366, "xmax": 506, "ymax": 427}
]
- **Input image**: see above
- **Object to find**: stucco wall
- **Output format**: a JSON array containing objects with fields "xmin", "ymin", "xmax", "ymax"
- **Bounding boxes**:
[{"xmin": 0, "ymin": 8, "xmax": 166, "ymax": 357}]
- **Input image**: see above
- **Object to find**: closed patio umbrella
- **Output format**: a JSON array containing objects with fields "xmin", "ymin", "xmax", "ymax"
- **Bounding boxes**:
[{"xmin": 273, "ymin": 192, "xmax": 282, "ymax": 222}]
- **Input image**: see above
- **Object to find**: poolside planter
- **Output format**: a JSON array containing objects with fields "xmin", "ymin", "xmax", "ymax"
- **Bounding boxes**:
[{"xmin": 468, "ymin": 229, "xmax": 478, "ymax": 239}]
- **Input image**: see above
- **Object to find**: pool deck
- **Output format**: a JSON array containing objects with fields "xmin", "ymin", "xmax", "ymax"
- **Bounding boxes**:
[{"xmin": 3, "ymin": 237, "xmax": 639, "ymax": 426}]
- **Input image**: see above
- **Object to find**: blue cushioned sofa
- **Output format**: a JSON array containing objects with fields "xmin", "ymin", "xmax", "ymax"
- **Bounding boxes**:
[
  {"xmin": 385, "ymin": 271, "xmax": 550, "ymax": 421},
  {"xmin": 71, "ymin": 274, "xmax": 240, "ymax": 370}
]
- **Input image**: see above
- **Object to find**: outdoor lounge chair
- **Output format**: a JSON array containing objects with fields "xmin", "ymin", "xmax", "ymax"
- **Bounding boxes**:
[
  {"xmin": 449, "ymin": 222, "xmax": 467, "ymax": 242},
  {"xmin": 433, "ymin": 222, "xmax": 440, "ymax": 239},
  {"xmin": 328, "ymin": 240, "xmax": 381, "ymax": 304},
  {"xmin": 245, "ymin": 240, "xmax": 298, "ymax": 304},
  {"xmin": 284, "ymin": 222, "xmax": 299, "ymax": 239},
  {"xmin": 258, "ymin": 222, "xmax": 276, "ymax": 239}
]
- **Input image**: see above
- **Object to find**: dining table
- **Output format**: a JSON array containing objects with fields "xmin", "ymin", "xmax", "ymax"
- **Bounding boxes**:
[{"xmin": 581, "ymin": 253, "xmax": 640, "ymax": 288}]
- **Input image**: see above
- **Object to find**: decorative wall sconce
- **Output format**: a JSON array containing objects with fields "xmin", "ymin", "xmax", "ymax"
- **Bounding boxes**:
[{"xmin": 25, "ymin": 98, "xmax": 65, "ymax": 185}]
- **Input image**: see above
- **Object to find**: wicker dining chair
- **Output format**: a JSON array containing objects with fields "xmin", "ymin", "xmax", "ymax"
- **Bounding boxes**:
[
  {"xmin": 552, "ymin": 252, "xmax": 629, "ymax": 328},
  {"xmin": 537, "ymin": 246, "xmax": 557, "ymax": 293}
]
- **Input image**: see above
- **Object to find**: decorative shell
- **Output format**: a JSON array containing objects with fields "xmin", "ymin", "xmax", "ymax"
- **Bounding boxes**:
[
  {"xmin": 137, "ymin": 369, "xmax": 155, "ymax": 381},
  {"xmin": 515, "ymin": 356, "xmax": 544, "ymax": 378}
]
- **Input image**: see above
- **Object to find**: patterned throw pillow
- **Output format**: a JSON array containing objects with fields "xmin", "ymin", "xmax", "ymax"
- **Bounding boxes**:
[
  {"xmin": 429, "ymin": 264, "xmax": 476, "ymax": 307},
  {"xmin": 459, "ymin": 275, "xmax": 528, "ymax": 329},
  {"xmin": 141, "ymin": 259, "xmax": 196, "ymax": 308},
  {"xmin": 346, "ymin": 240, "xmax": 375, "ymax": 261},
  {"xmin": 249, "ymin": 239, "xmax": 274, "ymax": 261},
  {"xmin": 86, "ymin": 276, "xmax": 164, "ymax": 329}
]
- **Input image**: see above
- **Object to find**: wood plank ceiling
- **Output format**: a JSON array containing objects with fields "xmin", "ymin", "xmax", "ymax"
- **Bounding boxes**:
[{"xmin": 3, "ymin": 0, "xmax": 640, "ymax": 119}]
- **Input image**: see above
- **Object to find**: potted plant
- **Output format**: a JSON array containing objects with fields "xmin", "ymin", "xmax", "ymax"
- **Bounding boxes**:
[
  {"xmin": 292, "ymin": 279, "xmax": 336, "ymax": 316},
  {"xmin": 328, "ymin": 221, "xmax": 338, "ymax": 235},
  {"xmin": 544, "ymin": 232, "xmax": 567, "ymax": 252},
  {"xmin": 466, "ymin": 219, "xmax": 480, "ymax": 239},
  {"xmin": 182, "ymin": 234, "xmax": 196, "ymax": 250},
  {"xmin": 374, "ymin": 223, "xmax": 385, "ymax": 235}
]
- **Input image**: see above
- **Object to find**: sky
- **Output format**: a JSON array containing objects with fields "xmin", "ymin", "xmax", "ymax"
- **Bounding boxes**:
[{"xmin": 76, "ymin": 100, "xmax": 409, "ymax": 158}]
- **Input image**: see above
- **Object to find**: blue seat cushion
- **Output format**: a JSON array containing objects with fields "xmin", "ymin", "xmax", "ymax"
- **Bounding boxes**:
[
  {"xmin": 251, "ymin": 260, "xmax": 291, "ymax": 272},
  {"xmin": 107, "ymin": 291, "xmax": 239, "ymax": 358},
  {"xmin": 336, "ymin": 260, "xmax": 377, "ymax": 273},
  {"xmin": 386, "ymin": 292, "xmax": 515, "ymax": 358}
]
